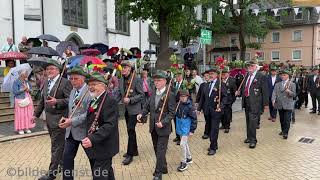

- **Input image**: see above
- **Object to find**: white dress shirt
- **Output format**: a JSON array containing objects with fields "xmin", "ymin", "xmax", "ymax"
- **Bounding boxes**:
[
  {"xmin": 48, "ymin": 74, "xmax": 60, "ymax": 93},
  {"xmin": 156, "ymin": 87, "xmax": 166, "ymax": 95},
  {"xmin": 271, "ymin": 76, "xmax": 276, "ymax": 86}
]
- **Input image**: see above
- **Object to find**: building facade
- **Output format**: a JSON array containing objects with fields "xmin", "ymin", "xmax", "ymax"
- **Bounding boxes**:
[
  {"xmin": 208, "ymin": 8, "xmax": 320, "ymax": 67},
  {"xmin": 0, "ymin": 0, "xmax": 158, "ymax": 67}
]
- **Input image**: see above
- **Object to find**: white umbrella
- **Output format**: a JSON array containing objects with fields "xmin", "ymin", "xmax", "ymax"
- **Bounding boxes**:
[{"xmin": 1, "ymin": 64, "xmax": 32, "ymax": 92}]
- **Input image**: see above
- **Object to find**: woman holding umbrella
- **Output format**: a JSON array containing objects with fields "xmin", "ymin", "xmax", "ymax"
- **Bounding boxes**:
[{"xmin": 12, "ymin": 69, "xmax": 35, "ymax": 134}]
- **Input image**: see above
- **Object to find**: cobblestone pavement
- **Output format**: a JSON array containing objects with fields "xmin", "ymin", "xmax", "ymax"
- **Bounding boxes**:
[{"xmin": 0, "ymin": 105, "xmax": 320, "ymax": 180}]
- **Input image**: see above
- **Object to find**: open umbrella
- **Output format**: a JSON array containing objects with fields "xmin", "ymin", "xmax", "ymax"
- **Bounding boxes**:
[
  {"xmin": 28, "ymin": 47, "xmax": 60, "ymax": 56},
  {"xmin": 121, "ymin": 48, "xmax": 133, "ymax": 55},
  {"xmin": 90, "ymin": 43, "xmax": 109, "ymax": 55},
  {"xmin": 80, "ymin": 48, "xmax": 101, "ymax": 56},
  {"xmin": 27, "ymin": 38, "xmax": 42, "ymax": 47},
  {"xmin": 37, "ymin": 34, "xmax": 60, "ymax": 42},
  {"xmin": 56, "ymin": 41, "xmax": 79, "ymax": 56},
  {"xmin": 1, "ymin": 63, "xmax": 32, "ymax": 92},
  {"xmin": 143, "ymin": 50, "xmax": 156, "ymax": 54},
  {"xmin": 79, "ymin": 44, "xmax": 91, "ymax": 51},
  {"xmin": 80, "ymin": 56, "xmax": 105, "ymax": 65},
  {"xmin": 67, "ymin": 55, "xmax": 105, "ymax": 68},
  {"xmin": 0, "ymin": 52, "xmax": 28, "ymax": 60},
  {"xmin": 129, "ymin": 47, "xmax": 141, "ymax": 58},
  {"xmin": 107, "ymin": 47, "xmax": 119, "ymax": 56},
  {"xmin": 28, "ymin": 56, "xmax": 52, "ymax": 68}
]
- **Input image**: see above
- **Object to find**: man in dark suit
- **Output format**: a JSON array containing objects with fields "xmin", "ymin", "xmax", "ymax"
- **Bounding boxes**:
[
  {"xmin": 196, "ymin": 70, "xmax": 211, "ymax": 139},
  {"xmin": 137, "ymin": 70, "xmax": 176, "ymax": 180},
  {"xmin": 267, "ymin": 67, "xmax": 281, "ymax": 122},
  {"xmin": 297, "ymin": 68, "xmax": 309, "ymax": 109},
  {"xmin": 236, "ymin": 60, "xmax": 269, "ymax": 149},
  {"xmin": 197, "ymin": 67, "xmax": 227, "ymax": 156},
  {"xmin": 58, "ymin": 66, "xmax": 92, "ymax": 180},
  {"xmin": 119, "ymin": 60, "xmax": 144, "ymax": 165},
  {"xmin": 172, "ymin": 72, "xmax": 185, "ymax": 145},
  {"xmin": 220, "ymin": 66, "xmax": 237, "ymax": 133},
  {"xmin": 197, "ymin": 69, "xmax": 215, "ymax": 139},
  {"xmin": 33, "ymin": 59, "xmax": 72, "ymax": 180},
  {"xmin": 307, "ymin": 67, "xmax": 320, "ymax": 114},
  {"xmin": 196, "ymin": 70, "xmax": 210, "ymax": 104},
  {"xmin": 82, "ymin": 72, "xmax": 119, "ymax": 180}
]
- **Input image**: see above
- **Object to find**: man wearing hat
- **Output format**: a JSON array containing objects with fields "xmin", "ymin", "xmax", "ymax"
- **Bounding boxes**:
[
  {"xmin": 272, "ymin": 69, "xmax": 296, "ymax": 139},
  {"xmin": 307, "ymin": 66, "xmax": 320, "ymax": 114},
  {"xmin": 33, "ymin": 59, "xmax": 72, "ymax": 180},
  {"xmin": 236, "ymin": 60, "xmax": 268, "ymax": 149},
  {"xmin": 137, "ymin": 70, "xmax": 176, "ymax": 180},
  {"xmin": 197, "ymin": 67, "xmax": 227, "ymax": 155},
  {"xmin": 58, "ymin": 65, "xmax": 92, "ymax": 180},
  {"xmin": 172, "ymin": 71, "xmax": 185, "ymax": 145},
  {"xmin": 221, "ymin": 66, "xmax": 237, "ymax": 133},
  {"xmin": 267, "ymin": 65, "xmax": 281, "ymax": 122},
  {"xmin": 196, "ymin": 70, "xmax": 210, "ymax": 105},
  {"xmin": 82, "ymin": 72, "xmax": 119, "ymax": 180},
  {"xmin": 119, "ymin": 60, "xmax": 144, "ymax": 165},
  {"xmin": 297, "ymin": 67, "xmax": 309, "ymax": 109},
  {"xmin": 197, "ymin": 69, "xmax": 215, "ymax": 140}
]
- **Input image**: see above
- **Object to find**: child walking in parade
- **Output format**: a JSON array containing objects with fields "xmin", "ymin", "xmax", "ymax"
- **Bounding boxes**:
[{"xmin": 176, "ymin": 89, "xmax": 197, "ymax": 172}]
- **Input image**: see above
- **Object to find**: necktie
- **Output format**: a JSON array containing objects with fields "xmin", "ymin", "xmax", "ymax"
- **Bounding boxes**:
[
  {"xmin": 244, "ymin": 74, "xmax": 252, "ymax": 97},
  {"xmin": 72, "ymin": 90, "xmax": 80, "ymax": 109},
  {"xmin": 209, "ymin": 81, "xmax": 214, "ymax": 97},
  {"xmin": 47, "ymin": 80, "xmax": 52, "ymax": 94}
]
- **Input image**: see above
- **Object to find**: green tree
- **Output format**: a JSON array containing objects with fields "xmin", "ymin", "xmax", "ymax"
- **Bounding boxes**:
[
  {"xmin": 117, "ymin": 0, "xmax": 198, "ymax": 69},
  {"xmin": 208, "ymin": 0, "xmax": 291, "ymax": 61},
  {"xmin": 169, "ymin": 6, "xmax": 200, "ymax": 48}
]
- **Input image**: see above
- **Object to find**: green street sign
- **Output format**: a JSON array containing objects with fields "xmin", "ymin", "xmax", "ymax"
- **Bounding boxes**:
[{"xmin": 200, "ymin": 29, "xmax": 212, "ymax": 44}]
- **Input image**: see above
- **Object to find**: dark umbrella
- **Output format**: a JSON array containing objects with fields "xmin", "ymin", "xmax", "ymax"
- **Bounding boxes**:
[
  {"xmin": 56, "ymin": 41, "xmax": 79, "ymax": 56},
  {"xmin": 27, "ymin": 56, "xmax": 52, "ymax": 68},
  {"xmin": 129, "ymin": 47, "xmax": 141, "ymax": 58},
  {"xmin": 0, "ymin": 52, "xmax": 28, "ymax": 60},
  {"xmin": 37, "ymin": 34, "xmax": 60, "ymax": 42},
  {"xmin": 90, "ymin": 43, "xmax": 109, "ymax": 55},
  {"xmin": 80, "ymin": 48, "xmax": 101, "ymax": 56},
  {"xmin": 143, "ymin": 50, "xmax": 156, "ymax": 54},
  {"xmin": 27, "ymin": 38, "xmax": 42, "ymax": 47},
  {"xmin": 79, "ymin": 44, "xmax": 91, "ymax": 51},
  {"xmin": 28, "ymin": 47, "xmax": 60, "ymax": 56}
]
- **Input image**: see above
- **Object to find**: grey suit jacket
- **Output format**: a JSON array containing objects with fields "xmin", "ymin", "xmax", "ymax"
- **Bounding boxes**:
[
  {"xmin": 65, "ymin": 84, "xmax": 92, "ymax": 141},
  {"xmin": 119, "ymin": 74, "xmax": 144, "ymax": 115},
  {"xmin": 142, "ymin": 87, "xmax": 176, "ymax": 136},
  {"xmin": 272, "ymin": 81, "xmax": 296, "ymax": 110},
  {"xmin": 34, "ymin": 77, "xmax": 72, "ymax": 129}
]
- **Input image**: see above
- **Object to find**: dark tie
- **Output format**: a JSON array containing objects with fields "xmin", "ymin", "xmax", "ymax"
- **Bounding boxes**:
[
  {"xmin": 72, "ymin": 90, "xmax": 80, "ymax": 109},
  {"xmin": 47, "ymin": 80, "xmax": 52, "ymax": 94},
  {"xmin": 208, "ymin": 81, "xmax": 213, "ymax": 96},
  {"xmin": 244, "ymin": 74, "xmax": 252, "ymax": 97}
]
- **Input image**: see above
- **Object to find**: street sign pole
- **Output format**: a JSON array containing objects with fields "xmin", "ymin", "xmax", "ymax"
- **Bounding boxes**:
[{"xmin": 200, "ymin": 29, "xmax": 212, "ymax": 71}]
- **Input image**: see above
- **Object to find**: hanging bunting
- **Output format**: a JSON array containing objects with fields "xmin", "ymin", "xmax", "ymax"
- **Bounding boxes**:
[
  {"xmin": 220, "ymin": 1, "xmax": 227, "ymax": 8},
  {"xmin": 294, "ymin": 7, "xmax": 300, "ymax": 15},
  {"xmin": 207, "ymin": 8, "xmax": 213, "ymax": 23},
  {"xmin": 316, "ymin": 6, "xmax": 320, "ymax": 14},
  {"xmin": 233, "ymin": 0, "xmax": 238, "ymax": 4},
  {"xmin": 253, "ymin": 9, "xmax": 259, "ymax": 16},
  {"xmin": 182, "ymin": 5, "xmax": 185, "ymax": 11},
  {"xmin": 237, "ymin": 9, "xmax": 241, "ymax": 15},
  {"xmin": 222, "ymin": 8, "xmax": 226, "ymax": 15},
  {"xmin": 272, "ymin": 8, "xmax": 279, "ymax": 16},
  {"xmin": 196, "ymin": 5, "xmax": 202, "ymax": 20}
]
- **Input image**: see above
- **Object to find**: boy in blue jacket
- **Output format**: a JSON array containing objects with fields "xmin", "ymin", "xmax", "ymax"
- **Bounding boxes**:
[{"xmin": 176, "ymin": 89, "xmax": 197, "ymax": 172}]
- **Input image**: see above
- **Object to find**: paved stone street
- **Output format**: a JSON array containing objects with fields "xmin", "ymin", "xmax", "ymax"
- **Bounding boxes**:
[{"xmin": 0, "ymin": 105, "xmax": 320, "ymax": 180}]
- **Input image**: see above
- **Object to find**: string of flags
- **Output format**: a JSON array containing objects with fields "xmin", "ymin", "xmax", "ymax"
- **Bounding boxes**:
[{"xmin": 193, "ymin": 3, "xmax": 320, "ymax": 22}]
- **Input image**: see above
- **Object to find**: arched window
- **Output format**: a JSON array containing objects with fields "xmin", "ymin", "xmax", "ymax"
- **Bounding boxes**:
[{"xmin": 65, "ymin": 33, "xmax": 84, "ymax": 46}]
